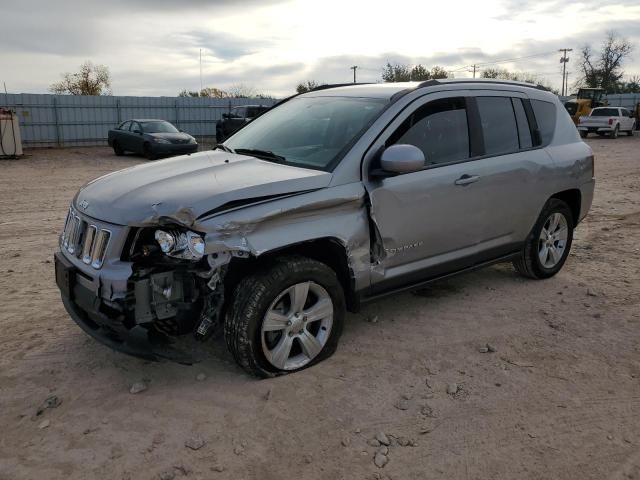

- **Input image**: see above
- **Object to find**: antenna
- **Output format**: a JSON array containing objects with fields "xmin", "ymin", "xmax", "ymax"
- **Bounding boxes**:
[{"xmin": 199, "ymin": 49, "xmax": 203, "ymax": 93}]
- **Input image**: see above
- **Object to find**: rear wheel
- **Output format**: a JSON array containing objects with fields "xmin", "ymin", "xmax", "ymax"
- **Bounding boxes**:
[
  {"xmin": 225, "ymin": 256, "xmax": 345, "ymax": 377},
  {"xmin": 513, "ymin": 199, "xmax": 574, "ymax": 279},
  {"xmin": 609, "ymin": 125, "xmax": 619, "ymax": 139},
  {"xmin": 143, "ymin": 143, "xmax": 156, "ymax": 160},
  {"xmin": 579, "ymin": 130, "xmax": 588, "ymax": 138},
  {"xmin": 627, "ymin": 123, "xmax": 636, "ymax": 136}
]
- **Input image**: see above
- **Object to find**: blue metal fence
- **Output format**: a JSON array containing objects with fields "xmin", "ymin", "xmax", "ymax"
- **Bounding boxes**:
[
  {"xmin": 1, "ymin": 93, "xmax": 277, "ymax": 147},
  {"xmin": 1, "ymin": 92, "xmax": 637, "ymax": 148}
]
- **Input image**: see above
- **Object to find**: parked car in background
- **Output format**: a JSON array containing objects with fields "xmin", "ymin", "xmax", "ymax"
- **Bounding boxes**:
[
  {"xmin": 216, "ymin": 105, "xmax": 270, "ymax": 142},
  {"xmin": 56, "ymin": 80, "xmax": 594, "ymax": 377},
  {"xmin": 108, "ymin": 119, "xmax": 198, "ymax": 159},
  {"xmin": 578, "ymin": 107, "xmax": 636, "ymax": 138}
]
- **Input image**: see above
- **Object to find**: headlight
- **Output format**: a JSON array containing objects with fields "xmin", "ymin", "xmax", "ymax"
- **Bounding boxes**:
[
  {"xmin": 154, "ymin": 230, "xmax": 175, "ymax": 253},
  {"xmin": 153, "ymin": 137, "xmax": 171, "ymax": 144},
  {"xmin": 189, "ymin": 137, "xmax": 197, "ymax": 144},
  {"xmin": 154, "ymin": 229, "xmax": 205, "ymax": 260}
]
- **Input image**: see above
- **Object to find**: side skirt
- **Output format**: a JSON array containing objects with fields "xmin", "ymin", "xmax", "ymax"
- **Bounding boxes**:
[{"xmin": 359, "ymin": 251, "xmax": 520, "ymax": 304}]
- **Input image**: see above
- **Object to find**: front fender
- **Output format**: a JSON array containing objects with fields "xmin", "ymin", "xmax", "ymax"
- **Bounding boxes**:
[{"xmin": 195, "ymin": 183, "xmax": 372, "ymax": 292}]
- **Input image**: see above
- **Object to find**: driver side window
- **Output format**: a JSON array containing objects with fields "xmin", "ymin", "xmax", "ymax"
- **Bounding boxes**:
[{"xmin": 388, "ymin": 97, "xmax": 470, "ymax": 166}]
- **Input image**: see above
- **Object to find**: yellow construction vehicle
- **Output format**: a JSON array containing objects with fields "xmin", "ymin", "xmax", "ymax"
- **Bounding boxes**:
[{"xmin": 564, "ymin": 88, "xmax": 606, "ymax": 124}]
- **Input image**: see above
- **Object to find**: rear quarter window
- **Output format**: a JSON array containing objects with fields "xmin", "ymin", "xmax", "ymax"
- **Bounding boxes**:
[{"xmin": 530, "ymin": 99, "xmax": 557, "ymax": 146}]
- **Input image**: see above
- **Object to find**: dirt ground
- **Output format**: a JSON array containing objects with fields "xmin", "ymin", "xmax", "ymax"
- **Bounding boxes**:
[{"xmin": 1, "ymin": 138, "xmax": 639, "ymax": 480}]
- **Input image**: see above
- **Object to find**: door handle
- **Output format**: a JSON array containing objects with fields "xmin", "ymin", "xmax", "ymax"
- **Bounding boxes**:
[{"xmin": 454, "ymin": 174, "xmax": 480, "ymax": 186}]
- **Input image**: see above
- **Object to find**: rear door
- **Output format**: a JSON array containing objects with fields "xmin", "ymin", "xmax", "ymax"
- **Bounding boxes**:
[{"xmin": 364, "ymin": 90, "xmax": 546, "ymax": 293}]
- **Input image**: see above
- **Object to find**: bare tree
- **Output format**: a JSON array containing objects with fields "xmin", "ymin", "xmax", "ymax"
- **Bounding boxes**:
[
  {"xmin": 227, "ymin": 84, "xmax": 258, "ymax": 98},
  {"xmin": 296, "ymin": 81, "xmax": 324, "ymax": 94},
  {"xmin": 179, "ymin": 87, "xmax": 230, "ymax": 98},
  {"xmin": 50, "ymin": 61, "xmax": 112, "ymax": 95},
  {"xmin": 481, "ymin": 68, "xmax": 556, "ymax": 92},
  {"xmin": 577, "ymin": 32, "xmax": 633, "ymax": 92}
]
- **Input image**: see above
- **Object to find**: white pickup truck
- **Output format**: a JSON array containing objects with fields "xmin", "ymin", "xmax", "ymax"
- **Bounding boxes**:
[{"xmin": 578, "ymin": 107, "xmax": 636, "ymax": 139}]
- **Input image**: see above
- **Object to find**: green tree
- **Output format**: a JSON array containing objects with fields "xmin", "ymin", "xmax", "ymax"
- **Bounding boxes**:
[
  {"xmin": 382, "ymin": 63, "xmax": 449, "ymax": 82},
  {"xmin": 429, "ymin": 66, "xmax": 449, "ymax": 79},
  {"xmin": 382, "ymin": 63, "xmax": 411, "ymax": 82},
  {"xmin": 50, "ymin": 61, "xmax": 112, "ymax": 95}
]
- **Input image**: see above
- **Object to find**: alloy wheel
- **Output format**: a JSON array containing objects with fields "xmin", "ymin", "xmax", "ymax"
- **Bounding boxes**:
[
  {"xmin": 261, "ymin": 281, "xmax": 333, "ymax": 371},
  {"xmin": 538, "ymin": 212, "xmax": 569, "ymax": 268}
]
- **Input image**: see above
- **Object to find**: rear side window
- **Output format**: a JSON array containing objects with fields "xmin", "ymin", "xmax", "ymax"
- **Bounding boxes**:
[
  {"xmin": 476, "ymin": 97, "xmax": 519, "ymax": 155},
  {"xmin": 591, "ymin": 108, "xmax": 619, "ymax": 116},
  {"xmin": 389, "ymin": 97, "xmax": 470, "ymax": 166},
  {"xmin": 512, "ymin": 98, "xmax": 532, "ymax": 149},
  {"xmin": 530, "ymin": 100, "xmax": 557, "ymax": 145},
  {"xmin": 119, "ymin": 121, "xmax": 130, "ymax": 130}
]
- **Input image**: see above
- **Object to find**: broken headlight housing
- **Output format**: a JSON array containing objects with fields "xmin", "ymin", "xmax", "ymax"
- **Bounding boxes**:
[{"xmin": 154, "ymin": 229, "xmax": 205, "ymax": 261}]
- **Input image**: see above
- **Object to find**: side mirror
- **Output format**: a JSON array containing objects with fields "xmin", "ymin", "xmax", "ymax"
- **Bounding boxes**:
[
  {"xmin": 379, "ymin": 144, "xmax": 425, "ymax": 174},
  {"xmin": 133, "ymin": 129, "xmax": 142, "ymax": 134},
  {"xmin": 222, "ymin": 113, "xmax": 230, "ymax": 119}
]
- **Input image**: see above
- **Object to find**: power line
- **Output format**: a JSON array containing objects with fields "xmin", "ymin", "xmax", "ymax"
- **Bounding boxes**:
[{"xmin": 474, "ymin": 50, "xmax": 558, "ymax": 67}]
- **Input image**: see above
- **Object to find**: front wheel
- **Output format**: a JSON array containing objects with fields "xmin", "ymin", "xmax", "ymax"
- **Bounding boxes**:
[
  {"xmin": 143, "ymin": 143, "xmax": 157, "ymax": 160},
  {"xmin": 112, "ymin": 141, "xmax": 124, "ymax": 156},
  {"xmin": 225, "ymin": 256, "xmax": 345, "ymax": 377},
  {"xmin": 513, "ymin": 199, "xmax": 574, "ymax": 279}
]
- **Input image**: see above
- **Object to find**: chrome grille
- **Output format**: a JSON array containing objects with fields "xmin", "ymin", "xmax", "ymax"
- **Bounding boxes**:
[{"xmin": 61, "ymin": 208, "xmax": 111, "ymax": 269}]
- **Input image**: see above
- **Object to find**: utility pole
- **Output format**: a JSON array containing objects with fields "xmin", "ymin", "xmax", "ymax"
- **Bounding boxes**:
[
  {"xmin": 468, "ymin": 64, "xmax": 478, "ymax": 79},
  {"xmin": 559, "ymin": 48, "xmax": 572, "ymax": 96},
  {"xmin": 350, "ymin": 65, "xmax": 358, "ymax": 83},
  {"xmin": 199, "ymin": 49, "xmax": 203, "ymax": 94}
]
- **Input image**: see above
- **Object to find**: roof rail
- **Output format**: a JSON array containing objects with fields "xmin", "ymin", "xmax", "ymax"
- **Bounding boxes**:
[
  {"xmin": 415, "ymin": 78, "xmax": 551, "ymax": 92},
  {"xmin": 309, "ymin": 82, "xmax": 373, "ymax": 92}
]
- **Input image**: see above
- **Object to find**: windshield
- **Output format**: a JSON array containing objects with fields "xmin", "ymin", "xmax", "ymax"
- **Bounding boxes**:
[
  {"xmin": 141, "ymin": 121, "xmax": 179, "ymax": 133},
  {"xmin": 591, "ymin": 108, "xmax": 618, "ymax": 116},
  {"xmin": 224, "ymin": 96, "xmax": 387, "ymax": 171}
]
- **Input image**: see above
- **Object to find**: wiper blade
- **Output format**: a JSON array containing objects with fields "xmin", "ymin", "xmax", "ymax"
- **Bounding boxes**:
[
  {"xmin": 234, "ymin": 148, "xmax": 286, "ymax": 163},
  {"xmin": 214, "ymin": 144, "xmax": 235, "ymax": 153}
]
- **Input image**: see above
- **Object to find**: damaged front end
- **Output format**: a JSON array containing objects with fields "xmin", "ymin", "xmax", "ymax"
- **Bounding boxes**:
[{"xmin": 56, "ymin": 212, "xmax": 241, "ymax": 364}]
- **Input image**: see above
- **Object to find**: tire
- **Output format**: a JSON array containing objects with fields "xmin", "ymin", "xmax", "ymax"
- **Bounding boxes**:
[
  {"xmin": 627, "ymin": 123, "xmax": 636, "ymax": 136},
  {"xmin": 143, "ymin": 143, "xmax": 156, "ymax": 160},
  {"xmin": 609, "ymin": 125, "xmax": 619, "ymax": 139},
  {"xmin": 225, "ymin": 255, "xmax": 345, "ymax": 378},
  {"xmin": 579, "ymin": 130, "xmax": 588, "ymax": 138},
  {"xmin": 513, "ymin": 198, "xmax": 574, "ymax": 280},
  {"xmin": 112, "ymin": 141, "xmax": 124, "ymax": 156}
]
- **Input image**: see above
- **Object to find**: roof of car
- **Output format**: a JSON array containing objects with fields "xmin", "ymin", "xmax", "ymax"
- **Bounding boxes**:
[
  {"xmin": 301, "ymin": 78, "xmax": 550, "ymax": 100},
  {"xmin": 128, "ymin": 119, "xmax": 172, "ymax": 123}
]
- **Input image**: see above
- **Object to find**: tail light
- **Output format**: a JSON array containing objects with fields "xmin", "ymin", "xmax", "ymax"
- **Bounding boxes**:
[
  {"xmin": 608, "ymin": 118, "xmax": 614, "ymax": 125},
  {"xmin": 589, "ymin": 154, "xmax": 595, "ymax": 178}
]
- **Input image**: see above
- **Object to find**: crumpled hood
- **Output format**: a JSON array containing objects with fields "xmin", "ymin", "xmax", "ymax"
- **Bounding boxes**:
[{"xmin": 75, "ymin": 150, "xmax": 332, "ymax": 226}]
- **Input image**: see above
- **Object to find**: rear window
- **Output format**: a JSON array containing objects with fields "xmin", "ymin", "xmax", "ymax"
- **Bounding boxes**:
[
  {"xmin": 476, "ymin": 97, "xmax": 519, "ymax": 156},
  {"xmin": 591, "ymin": 108, "xmax": 619, "ymax": 117},
  {"xmin": 530, "ymin": 100, "xmax": 557, "ymax": 145}
]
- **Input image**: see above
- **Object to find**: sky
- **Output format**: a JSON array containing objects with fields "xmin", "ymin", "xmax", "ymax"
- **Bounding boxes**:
[{"xmin": 1, "ymin": 0, "xmax": 639, "ymax": 98}]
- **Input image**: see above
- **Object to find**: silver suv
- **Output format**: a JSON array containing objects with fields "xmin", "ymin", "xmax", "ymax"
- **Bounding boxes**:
[{"xmin": 55, "ymin": 79, "xmax": 595, "ymax": 377}]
